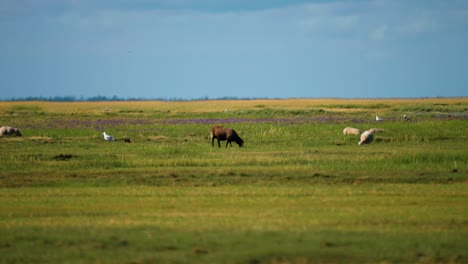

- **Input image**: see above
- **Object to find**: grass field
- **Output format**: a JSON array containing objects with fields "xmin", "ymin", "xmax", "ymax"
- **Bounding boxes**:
[{"xmin": 0, "ymin": 98, "xmax": 467, "ymax": 263}]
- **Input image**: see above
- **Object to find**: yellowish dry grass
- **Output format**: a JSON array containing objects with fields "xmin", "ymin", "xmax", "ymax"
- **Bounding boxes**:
[{"xmin": 1, "ymin": 97, "xmax": 466, "ymax": 114}]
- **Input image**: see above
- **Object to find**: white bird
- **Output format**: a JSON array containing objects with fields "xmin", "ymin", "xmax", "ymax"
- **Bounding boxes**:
[
  {"xmin": 403, "ymin": 114, "xmax": 407, "ymax": 119},
  {"xmin": 376, "ymin": 116, "xmax": 383, "ymax": 122},
  {"xmin": 105, "ymin": 107, "xmax": 109, "ymax": 112},
  {"xmin": 103, "ymin": 132, "xmax": 115, "ymax": 141}
]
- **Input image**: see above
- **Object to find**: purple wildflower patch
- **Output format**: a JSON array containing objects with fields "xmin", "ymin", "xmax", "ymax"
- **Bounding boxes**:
[
  {"xmin": 21, "ymin": 118, "xmax": 155, "ymax": 130},
  {"xmin": 163, "ymin": 117, "xmax": 358, "ymax": 125}
]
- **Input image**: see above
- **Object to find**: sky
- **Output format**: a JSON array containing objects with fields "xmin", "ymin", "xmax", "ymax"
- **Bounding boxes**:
[{"xmin": 1, "ymin": 0, "xmax": 467, "ymax": 100}]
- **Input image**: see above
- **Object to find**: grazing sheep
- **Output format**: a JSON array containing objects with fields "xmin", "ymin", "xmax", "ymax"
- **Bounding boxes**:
[
  {"xmin": 210, "ymin": 126, "xmax": 244, "ymax": 148},
  {"xmin": 343, "ymin": 127, "xmax": 360, "ymax": 135},
  {"xmin": 369, "ymin": 128, "xmax": 385, "ymax": 133},
  {"xmin": 102, "ymin": 132, "xmax": 115, "ymax": 141},
  {"xmin": 0, "ymin": 126, "xmax": 22, "ymax": 137},
  {"xmin": 358, "ymin": 130, "xmax": 374, "ymax": 145}
]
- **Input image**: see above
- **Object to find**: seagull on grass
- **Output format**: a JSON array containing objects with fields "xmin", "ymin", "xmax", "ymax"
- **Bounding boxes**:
[
  {"xmin": 103, "ymin": 132, "xmax": 115, "ymax": 141},
  {"xmin": 375, "ymin": 116, "xmax": 383, "ymax": 122}
]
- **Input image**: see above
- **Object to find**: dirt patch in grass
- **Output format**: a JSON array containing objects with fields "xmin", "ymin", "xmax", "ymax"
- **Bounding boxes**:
[{"xmin": 52, "ymin": 154, "xmax": 74, "ymax": 161}]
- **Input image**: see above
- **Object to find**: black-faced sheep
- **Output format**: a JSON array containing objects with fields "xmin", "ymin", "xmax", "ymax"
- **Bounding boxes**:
[{"xmin": 210, "ymin": 126, "xmax": 244, "ymax": 148}]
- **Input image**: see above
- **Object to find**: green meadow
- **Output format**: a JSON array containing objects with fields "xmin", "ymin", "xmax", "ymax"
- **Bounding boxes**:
[{"xmin": 0, "ymin": 98, "xmax": 467, "ymax": 263}]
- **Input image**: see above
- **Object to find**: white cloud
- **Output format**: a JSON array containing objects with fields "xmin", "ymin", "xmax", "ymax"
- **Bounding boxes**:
[
  {"xmin": 371, "ymin": 0, "xmax": 392, "ymax": 8},
  {"xmin": 297, "ymin": 14, "xmax": 359, "ymax": 34},
  {"xmin": 399, "ymin": 18, "xmax": 439, "ymax": 34},
  {"xmin": 293, "ymin": 2, "xmax": 360, "ymax": 35},
  {"xmin": 369, "ymin": 25, "xmax": 388, "ymax": 41},
  {"xmin": 365, "ymin": 50, "xmax": 388, "ymax": 61}
]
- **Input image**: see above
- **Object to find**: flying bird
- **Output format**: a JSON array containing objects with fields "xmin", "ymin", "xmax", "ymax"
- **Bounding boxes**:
[{"xmin": 102, "ymin": 132, "xmax": 115, "ymax": 141}]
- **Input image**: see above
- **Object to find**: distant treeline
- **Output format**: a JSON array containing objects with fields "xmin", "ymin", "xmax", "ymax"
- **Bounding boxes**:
[{"xmin": 2, "ymin": 96, "xmax": 267, "ymax": 102}]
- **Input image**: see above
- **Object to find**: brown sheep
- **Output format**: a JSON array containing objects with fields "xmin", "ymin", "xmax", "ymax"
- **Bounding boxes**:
[
  {"xmin": 210, "ymin": 126, "xmax": 244, "ymax": 148},
  {"xmin": 0, "ymin": 126, "xmax": 22, "ymax": 137}
]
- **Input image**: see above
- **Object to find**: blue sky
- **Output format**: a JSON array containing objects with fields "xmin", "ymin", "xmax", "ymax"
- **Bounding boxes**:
[{"xmin": 1, "ymin": 0, "xmax": 467, "ymax": 99}]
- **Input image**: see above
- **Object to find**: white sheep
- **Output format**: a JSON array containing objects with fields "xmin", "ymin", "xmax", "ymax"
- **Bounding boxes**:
[
  {"xmin": 358, "ymin": 130, "xmax": 374, "ymax": 145},
  {"xmin": 0, "ymin": 126, "xmax": 22, "ymax": 137},
  {"xmin": 343, "ymin": 127, "xmax": 360, "ymax": 135},
  {"xmin": 369, "ymin": 128, "xmax": 385, "ymax": 133}
]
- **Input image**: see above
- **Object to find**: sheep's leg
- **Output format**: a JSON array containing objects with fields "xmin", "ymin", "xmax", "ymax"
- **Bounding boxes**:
[{"xmin": 217, "ymin": 139, "xmax": 221, "ymax": 148}]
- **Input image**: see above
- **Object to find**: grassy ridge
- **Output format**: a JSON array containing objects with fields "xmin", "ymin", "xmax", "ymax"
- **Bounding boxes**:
[{"xmin": 0, "ymin": 98, "xmax": 467, "ymax": 263}]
